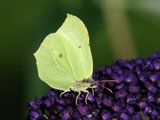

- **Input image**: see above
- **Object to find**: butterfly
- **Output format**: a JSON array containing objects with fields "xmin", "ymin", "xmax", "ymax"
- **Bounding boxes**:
[{"xmin": 34, "ymin": 14, "xmax": 113, "ymax": 104}]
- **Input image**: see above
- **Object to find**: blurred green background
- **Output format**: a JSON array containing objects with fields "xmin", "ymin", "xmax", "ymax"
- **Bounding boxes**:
[{"xmin": 0, "ymin": 0, "xmax": 160, "ymax": 119}]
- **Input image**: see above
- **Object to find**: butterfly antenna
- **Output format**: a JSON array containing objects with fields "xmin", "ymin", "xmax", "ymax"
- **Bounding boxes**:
[
  {"xmin": 95, "ymin": 79, "xmax": 117, "ymax": 83},
  {"xmin": 95, "ymin": 81, "xmax": 113, "ymax": 94},
  {"xmin": 95, "ymin": 80, "xmax": 116, "ymax": 94}
]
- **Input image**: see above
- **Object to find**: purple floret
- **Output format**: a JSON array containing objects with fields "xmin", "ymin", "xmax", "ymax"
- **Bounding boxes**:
[{"xmin": 27, "ymin": 52, "xmax": 160, "ymax": 120}]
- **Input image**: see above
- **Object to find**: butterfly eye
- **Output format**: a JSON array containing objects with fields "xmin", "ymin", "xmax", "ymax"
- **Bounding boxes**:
[{"xmin": 78, "ymin": 45, "xmax": 81, "ymax": 48}]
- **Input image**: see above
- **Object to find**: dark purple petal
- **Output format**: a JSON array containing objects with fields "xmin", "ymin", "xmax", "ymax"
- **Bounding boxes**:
[
  {"xmin": 151, "ymin": 109, "xmax": 158, "ymax": 116},
  {"xmin": 138, "ymin": 99, "xmax": 147, "ymax": 109},
  {"xmin": 149, "ymin": 73, "xmax": 158, "ymax": 82},
  {"xmin": 102, "ymin": 96, "xmax": 113, "ymax": 107},
  {"xmin": 104, "ymin": 67, "xmax": 112, "ymax": 76},
  {"xmin": 120, "ymin": 112, "xmax": 129, "ymax": 120},
  {"xmin": 77, "ymin": 103, "xmax": 89, "ymax": 116},
  {"xmin": 126, "ymin": 105, "xmax": 135, "ymax": 114},
  {"xmin": 156, "ymin": 96, "xmax": 160, "ymax": 104},
  {"xmin": 112, "ymin": 103, "xmax": 122, "ymax": 112},
  {"xmin": 145, "ymin": 82, "xmax": 158, "ymax": 93},
  {"xmin": 115, "ymin": 83, "xmax": 125, "ymax": 90},
  {"xmin": 134, "ymin": 66, "xmax": 141, "ymax": 75},
  {"xmin": 56, "ymin": 105, "xmax": 64, "ymax": 112},
  {"xmin": 115, "ymin": 90, "xmax": 127, "ymax": 99},
  {"xmin": 129, "ymin": 85, "xmax": 140, "ymax": 93},
  {"xmin": 111, "ymin": 73, "xmax": 121, "ymax": 81},
  {"xmin": 30, "ymin": 111, "xmax": 40, "ymax": 119},
  {"xmin": 91, "ymin": 109, "xmax": 100, "ymax": 117},
  {"xmin": 153, "ymin": 60, "xmax": 160, "ymax": 70},
  {"xmin": 56, "ymin": 97, "xmax": 65, "ymax": 105},
  {"xmin": 134, "ymin": 58, "xmax": 143, "ymax": 65},
  {"xmin": 29, "ymin": 100, "xmax": 38, "ymax": 110},
  {"xmin": 139, "ymin": 73, "xmax": 146, "ymax": 82},
  {"xmin": 144, "ymin": 106, "xmax": 152, "ymax": 114},
  {"xmin": 120, "ymin": 60, "xmax": 133, "ymax": 70},
  {"xmin": 143, "ymin": 59, "xmax": 154, "ymax": 70},
  {"xmin": 112, "ymin": 113, "xmax": 120, "ymax": 120},
  {"xmin": 126, "ymin": 95, "xmax": 136, "ymax": 104},
  {"xmin": 61, "ymin": 107, "xmax": 73, "ymax": 120},
  {"xmin": 147, "ymin": 95, "xmax": 155, "ymax": 102},
  {"xmin": 150, "ymin": 51, "xmax": 160, "ymax": 58},
  {"xmin": 50, "ymin": 115, "xmax": 56, "ymax": 120},
  {"xmin": 132, "ymin": 113, "xmax": 142, "ymax": 120},
  {"xmin": 47, "ymin": 90, "xmax": 56, "ymax": 97},
  {"xmin": 101, "ymin": 110, "xmax": 111, "ymax": 120},
  {"xmin": 72, "ymin": 111, "xmax": 81, "ymax": 119},
  {"xmin": 43, "ymin": 99, "xmax": 51, "ymax": 107},
  {"xmin": 125, "ymin": 72, "xmax": 137, "ymax": 84},
  {"xmin": 87, "ymin": 93, "xmax": 95, "ymax": 102}
]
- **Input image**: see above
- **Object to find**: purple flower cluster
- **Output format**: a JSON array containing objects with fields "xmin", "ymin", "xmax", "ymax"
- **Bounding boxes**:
[{"xmin": 27, "ymin": 52, "xmax": 160, "ymax": 120}]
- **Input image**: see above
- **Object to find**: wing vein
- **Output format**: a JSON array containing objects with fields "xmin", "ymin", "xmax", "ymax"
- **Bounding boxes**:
[{"xmin": 59, "ymin": 32, "xmax": 77, "ymax": 79}]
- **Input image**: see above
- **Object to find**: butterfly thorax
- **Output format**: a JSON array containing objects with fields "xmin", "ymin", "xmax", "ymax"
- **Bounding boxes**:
[{"xmin": 72, "ymin": 77, "xmax": 95, "ymax": 92}]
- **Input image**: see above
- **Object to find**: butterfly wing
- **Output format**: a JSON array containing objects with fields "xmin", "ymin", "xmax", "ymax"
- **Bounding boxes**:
[
  {"xmin": 57, "ymin": 14, "xmax": 93, "ymax": 80},
  {"xmin": 34, "ymin": 14, "xmax": 93, "ymax": 91}
]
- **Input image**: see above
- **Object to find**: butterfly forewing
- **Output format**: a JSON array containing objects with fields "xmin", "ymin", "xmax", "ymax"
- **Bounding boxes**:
[
  {"xmin": 34, "ymin": 14, "xmax": 93, "ymax": 92},
  {"xmin": 57, "ymin": 14, "xmax": 93, "ymax": 80}
]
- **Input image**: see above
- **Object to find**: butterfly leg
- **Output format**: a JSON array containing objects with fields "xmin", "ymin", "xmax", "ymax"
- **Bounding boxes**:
[
  {"xmin": 75, "ymin": 91, "xmax": 81, "ymax": 105},
  {"xmin": 89, "ymin": 84, "xmax": 97, "ymax": 96},
  {"xmin": 60, "ymin": 89, "xmax": 70, "ymax": 97},
  {"xmin": 43, "ymin": 114, "xmax": 49, "ymax": 120},
  {"xmin": 82, "ymin": 89, "xmax": 90, "ymax": 104},
  {"xmin": 92, "ymin": 88, "xmax": 94, "ymax": 96}
]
